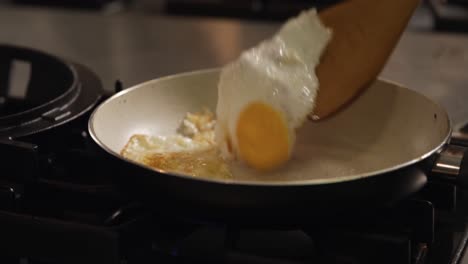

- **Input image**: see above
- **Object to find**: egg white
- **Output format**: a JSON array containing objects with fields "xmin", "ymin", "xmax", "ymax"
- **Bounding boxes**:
[{"xmin": 215, "ymin": 8, "xmax": 332, "ymax": 161}]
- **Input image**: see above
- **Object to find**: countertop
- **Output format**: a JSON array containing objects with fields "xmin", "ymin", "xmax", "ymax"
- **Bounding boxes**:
[{"xmin": 0, "ymin": 5, "xmax": 467, "ymax": 126}]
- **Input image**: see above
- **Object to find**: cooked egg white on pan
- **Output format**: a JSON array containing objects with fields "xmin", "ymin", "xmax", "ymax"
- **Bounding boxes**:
[
  {"xmin": 121, "ymin": 9, "xmax": 332, "ymax": 179},
  {"xmin": 121, "ymin": 109, "xmax": 232, "ymax": 180}
]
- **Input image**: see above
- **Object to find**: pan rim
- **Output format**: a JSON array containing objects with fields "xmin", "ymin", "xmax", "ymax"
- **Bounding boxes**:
[{"xmin": 88, "ymin": 68, "xmax": 452, "ymax": 187}]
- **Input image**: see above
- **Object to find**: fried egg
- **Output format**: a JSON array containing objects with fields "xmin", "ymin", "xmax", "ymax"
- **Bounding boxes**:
[
  {"xmin": 214, "ymin": 9, "xmax": 332, "ymax": 172},
  {"xmin": 122, "ymin": 9, "xmax": 332, "ymax": 178},
  {"xmin": 121, "ymin": 109, "xmax": 232, "ymax": 180}
]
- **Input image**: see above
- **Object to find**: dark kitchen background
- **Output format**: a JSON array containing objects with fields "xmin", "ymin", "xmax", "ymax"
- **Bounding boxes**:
[
  {"xmin": 1, "ymin": 0, "xmax": 342, "ymax": 16},
  {"xmin": 0, "ymin": 0, "xmax": 466, "ymax": 31}
]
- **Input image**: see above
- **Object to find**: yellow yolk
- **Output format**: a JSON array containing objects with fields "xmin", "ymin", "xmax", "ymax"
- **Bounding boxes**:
[{"xmin": 235, "ymin": 102, "xmax": 292, "ymax": 171}]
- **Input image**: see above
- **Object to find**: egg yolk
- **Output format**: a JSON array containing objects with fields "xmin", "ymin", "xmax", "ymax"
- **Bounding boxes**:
[{"xmin": 236, "ymin": 101, "xmax": 291, "ymax": 171}]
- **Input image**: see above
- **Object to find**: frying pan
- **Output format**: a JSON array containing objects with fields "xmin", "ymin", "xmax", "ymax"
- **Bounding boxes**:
[{"xmin": 88, "ymin": 69, "xmax": 467, "ymax": 224}]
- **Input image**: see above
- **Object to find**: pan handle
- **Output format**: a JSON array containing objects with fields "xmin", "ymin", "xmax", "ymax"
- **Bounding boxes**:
[
  {"xmin": 459, "ymin": 153, "xmax": 468, "ymax": 188},
  {"xmin": 431, "ymin": 144, "xmax": 468, "ymax": 188}
]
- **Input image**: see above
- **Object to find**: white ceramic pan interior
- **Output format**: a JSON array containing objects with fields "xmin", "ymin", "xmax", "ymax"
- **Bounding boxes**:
[{"xmin": 89, "ymin": 69, "xmax": 451, "ymax": 185}]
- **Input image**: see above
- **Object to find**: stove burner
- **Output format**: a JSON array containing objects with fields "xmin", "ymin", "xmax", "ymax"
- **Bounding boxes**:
[{"xmin": 0, "ymin": 44, "xmax": 103, "ymax": 139}]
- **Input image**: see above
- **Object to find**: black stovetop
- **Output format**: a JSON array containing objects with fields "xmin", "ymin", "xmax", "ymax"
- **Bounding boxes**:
[
  {"xmin": 1, "ymin": 40, "xmax": 468, "ymax": 264},
  {"xmin": 1, "ymin": 93, "xmax": 468, "ymax": 264}
]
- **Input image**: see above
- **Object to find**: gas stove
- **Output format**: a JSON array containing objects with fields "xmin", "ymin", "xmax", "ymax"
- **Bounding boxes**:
[{"xmin": 1, "ymin": 45, "xmax": 468, "ymax": 264}]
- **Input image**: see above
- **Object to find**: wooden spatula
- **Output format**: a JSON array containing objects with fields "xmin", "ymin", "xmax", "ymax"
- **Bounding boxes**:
[{"xmin": 310, "ymin": 0, "xmax": 420, "ymax": 121}]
